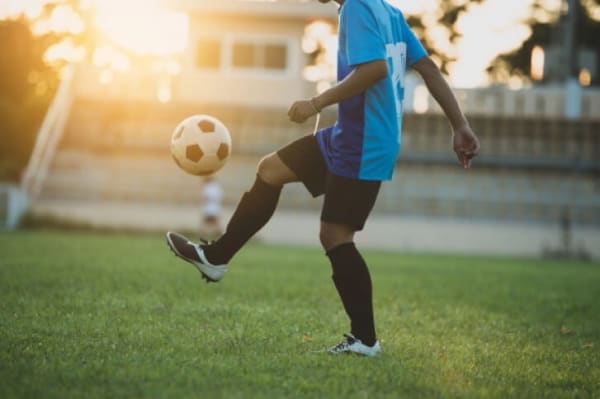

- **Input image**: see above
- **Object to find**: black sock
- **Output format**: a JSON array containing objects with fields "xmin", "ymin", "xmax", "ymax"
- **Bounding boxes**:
[
  {"xmin": 204, "ymin": 175, "xmax": 282, "ymax": 264},
  {"xmin": 327, "ymin": 242, "xmax": 376, "ymax": 347}
]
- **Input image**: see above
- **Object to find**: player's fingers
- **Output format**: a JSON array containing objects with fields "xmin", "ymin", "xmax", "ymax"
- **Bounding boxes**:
[
  {"xmin": 466, "ymin": 145, "xmax": 479, "ymax": 162},
  {"xmin": 291, "ymin": 110, "xmax": 306, "ymax": 124},
  {"xmin": 465, "ymin": 150, "xmax": 478, "ymax": 168},
  {"xmin": 460, "ymin": 151, "xmax": 470, "ymax": 169},
  {"xmin": 455, "ymin": 150, "xmax": 464, "ymax": 167},
  {"xmin": 287, "ymin": 104, "xmax": 297, "ymax": 119}
]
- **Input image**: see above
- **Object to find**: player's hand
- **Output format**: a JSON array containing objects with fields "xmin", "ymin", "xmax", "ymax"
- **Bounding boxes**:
[
  {"xmin": 288, "ymin": 99, "xmax": 318, "ymax": 124},
  {"xmin": 452, "ymin": 124, "xmax": 480, "ymax": 169}
]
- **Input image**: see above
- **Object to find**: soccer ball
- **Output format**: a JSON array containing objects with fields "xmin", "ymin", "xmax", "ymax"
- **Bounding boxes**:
[{"xmin": 170, "ymin": 115, "xmax": 232, "ymax": 176}]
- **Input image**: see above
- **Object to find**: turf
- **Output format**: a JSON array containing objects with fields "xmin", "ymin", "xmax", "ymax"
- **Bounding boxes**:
[{"xmin": 0, "ymin": 230, "xmax": 599, "ymax": 399}]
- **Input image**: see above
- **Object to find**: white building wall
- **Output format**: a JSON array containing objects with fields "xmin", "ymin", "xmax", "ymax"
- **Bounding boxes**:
[{"xmin": 176, "ymin": 15, "xmax": 318, "ymax": 107}]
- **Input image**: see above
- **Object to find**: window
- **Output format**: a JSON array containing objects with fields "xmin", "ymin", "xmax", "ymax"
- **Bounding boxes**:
[
  {"xmin": 231, "ymin": 41, "xmax": 288, "ymax": 71},
  {"xmin": 232, "ymin": 42, "xmax": 255, "ymax": 68},
  {"xmin": 195, "ymin": 36, "xmax": 290, "ymax": 73},
  {"xmin": 196, "ymin": 38, "xmax": 221, "ymax": 69},
  {"xmin": 264, "ymin": 44, "xmax": 287, "ymax": 70}
]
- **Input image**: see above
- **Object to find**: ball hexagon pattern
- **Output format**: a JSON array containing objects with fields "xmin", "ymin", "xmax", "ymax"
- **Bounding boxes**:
[
  {"xmin": 186, "ymin": 144, "xmax": 204, "ymax": 162},
  {"xmin": 217, "ymin": 142, "xmax": 229, "ymax": 161},
  {"xmin": 198, "ymin": 119, "xmax": 215, "ymax": 133},
  {"xmin": 170, "ymin": 115, "xmax": 232, "ymax": 176}
]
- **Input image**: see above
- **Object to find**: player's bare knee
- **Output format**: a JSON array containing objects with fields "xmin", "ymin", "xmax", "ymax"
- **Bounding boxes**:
[
  {"xmin": 257, "ymin": 153, "xmax": 296, "ymax": 186},
  {"xmin": 320, "ymin": 223, "xmax": 354, "ymax": 251},
  {"xmin": 256, "ymin": 154, "xmax": 278, "ymax": 183},
  {"xmin": 319, "ymin": 229, "xmax": 335, "ymax": 250}
]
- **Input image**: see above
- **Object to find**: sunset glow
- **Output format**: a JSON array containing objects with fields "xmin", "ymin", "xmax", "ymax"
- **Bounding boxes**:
[
  {"xmin": 32, "ymin": 4, "xmax": 84, "ymax": 35},
  {"xmin": 93, "ymin": 1, "xmax": 188, "ymax": 56},
  {"xmin": 1, "ymin": 0, "xmax": 597, "ymax": 88},
  {"xmin": 0, "ymin": 0, "xmax": 188, "ymax": 66},
  {"xmin": 579, "ymin": 68, "xmax": 592, "ymax": 86},
  {"xmin": 531, "ymin": 45, "xmax": 545, "ymax": 81},
  {"xmin": 0, "ymin": 0, "xmax": 190, "ymax": 102},
  {"xmin": 302, "ymin": 20, "xmax": 337, "ymax": 89}
]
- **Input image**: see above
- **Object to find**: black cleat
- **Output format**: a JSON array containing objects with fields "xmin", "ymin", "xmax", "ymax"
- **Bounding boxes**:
[{"xmin": 166, "ymin": 231, "xmax": 227, "ymax": 283}]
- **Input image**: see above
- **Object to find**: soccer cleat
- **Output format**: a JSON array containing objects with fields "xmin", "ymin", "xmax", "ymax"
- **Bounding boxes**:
[
  {"xmin": 327, "ymin": 333, "xmax": 382, "ymax": 357},
  {"xmin": 166, "ymin": 231, "xmax": 227, "ymax": 283}
]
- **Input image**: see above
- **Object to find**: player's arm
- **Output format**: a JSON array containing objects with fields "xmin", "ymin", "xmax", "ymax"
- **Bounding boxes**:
[
  {"xmin": 411, "ymin": 56, "xmax": 481, "ymax": 168},
  {"xmin": 287, "ymin": 59, "xmax": 388, "ymax": 123},
  {"xmin": 312, "ymin": 60, "xmax": 388, "ymax": 111}
]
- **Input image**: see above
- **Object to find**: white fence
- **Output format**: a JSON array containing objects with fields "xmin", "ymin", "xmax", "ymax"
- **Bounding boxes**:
[{"xmin": 404, "ymin": 73, "xmax": 600, "ymax": 120}]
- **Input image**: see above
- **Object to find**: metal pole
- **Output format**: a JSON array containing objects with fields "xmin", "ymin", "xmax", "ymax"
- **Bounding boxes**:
[
  {"xmin": 564, "ymin": 0, "xmax": 581, "ymax": 119},
  {"xmin": 563, "ymin": 0, "xmax": 577, "ymax": 79}
]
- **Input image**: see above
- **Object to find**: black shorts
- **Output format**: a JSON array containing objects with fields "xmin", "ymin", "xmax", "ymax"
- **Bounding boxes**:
[{"xmin": 277, "ymin": 134, "xmax": 381, "ymax": 231}]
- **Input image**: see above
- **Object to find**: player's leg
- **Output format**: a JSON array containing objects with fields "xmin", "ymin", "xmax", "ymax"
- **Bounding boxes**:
[
  {"xmin": 320, "ymin": 174, "xmax": 382, "ymax": 356},
  {"xmin": 167, "ymin": 152, "xmax": 295, "ymax": 281},
  {"xmin": 201, "ymin": 153, "xmax": 297, "ymax": 265},
  {"xmin": 202, "ymin": 133, "xmax": 328, "ymax": 265},
  {"xmin": 167, "ymin": 133, "xmax": 328, "ymax": 282}
]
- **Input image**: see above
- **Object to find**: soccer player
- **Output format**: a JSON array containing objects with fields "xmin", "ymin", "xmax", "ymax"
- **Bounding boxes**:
[{"xmin": 166, "ymin": 0, "xmax": 480, "ymax": 357}]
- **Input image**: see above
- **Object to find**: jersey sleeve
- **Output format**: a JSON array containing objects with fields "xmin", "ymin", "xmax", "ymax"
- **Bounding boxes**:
[
  {"xmin": 341, "ymin": 0, "xmax": 386, "ymax": 67},
  {"xmin": 402, "ymin": 18, "xmax": 428, "ymax": 66}
]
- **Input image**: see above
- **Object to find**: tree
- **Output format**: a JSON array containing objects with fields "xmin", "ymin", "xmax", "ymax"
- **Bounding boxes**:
[
  {"xmin": 487, "ymin": 0, "xmax": 600, "ymax": 85},
  {"xmin": 304, "ymin": 0, "xmax": 487, "ymax": 83},
  {"xmin": 0, "ymin": 18, "xmax": 56, "ymax": 182},
  {"xmin": 406, "ymin": 0, "xmax": 485, "ymax": 75},
  {"xmin": 0, "ymin": 1, "xmax": 89, "ymax": 181}
]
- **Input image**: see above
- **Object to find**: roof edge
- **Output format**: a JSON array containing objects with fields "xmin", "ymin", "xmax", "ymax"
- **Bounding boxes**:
[{"xmin": 164, "ymin": 0, "xmax": 338, "ymax": 19}]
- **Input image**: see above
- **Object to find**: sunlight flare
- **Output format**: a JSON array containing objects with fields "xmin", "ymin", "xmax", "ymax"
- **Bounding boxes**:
[{"xmin": 93, "ymin": 1, "xmax": 188, "ymax": 56}]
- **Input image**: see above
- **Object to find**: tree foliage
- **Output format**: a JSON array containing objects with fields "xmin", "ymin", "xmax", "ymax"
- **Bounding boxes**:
[
  {"xmin": 0, "ymin": 2, "xmax": 87, "ymax": 182},
  {"xmin": 407, "ymin": 0, "xmax": 485, "ymax": 74},
  {"xmin": 488, "ymin": 0, "xmax": 600, "ymax": 85},
  {"xmin": 0, "ymin": 18, "xmax": 58, "ymax": 182}
]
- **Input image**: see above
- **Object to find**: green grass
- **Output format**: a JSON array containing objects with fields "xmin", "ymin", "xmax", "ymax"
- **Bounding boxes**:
[{"xmin": 1, "ymin": 230, "xmax": 599, "ymax": 399}]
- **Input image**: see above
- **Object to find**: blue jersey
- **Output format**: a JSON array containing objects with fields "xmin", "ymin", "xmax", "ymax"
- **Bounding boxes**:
[{"xmin": 316, "ymin": 0, "xmax": 427, "ymax": 181}]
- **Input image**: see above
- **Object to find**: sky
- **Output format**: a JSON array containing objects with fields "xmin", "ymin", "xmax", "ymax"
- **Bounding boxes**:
[{"xmin": 0, "ymin": 0, "xmax": 570, "ymax": 87}]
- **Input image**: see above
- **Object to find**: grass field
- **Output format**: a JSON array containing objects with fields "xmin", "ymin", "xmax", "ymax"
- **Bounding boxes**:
[{"xmin": 1, "ymin": 230, "xmax": 599, "ymax": 398}]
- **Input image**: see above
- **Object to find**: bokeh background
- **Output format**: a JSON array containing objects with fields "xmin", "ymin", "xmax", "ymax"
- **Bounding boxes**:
[{"xmin": 1, "ymin": 0, "xmax": 599, "ymax": 260}]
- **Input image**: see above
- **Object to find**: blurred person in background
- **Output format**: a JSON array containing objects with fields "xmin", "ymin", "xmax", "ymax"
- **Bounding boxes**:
[{"xmin": 199, "ymin": 176, "xmax": 224, "ymax": 240}]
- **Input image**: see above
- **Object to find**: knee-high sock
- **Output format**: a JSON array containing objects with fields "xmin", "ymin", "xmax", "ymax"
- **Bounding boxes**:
[
  {"xmin": 327, "ymin": 242, "xmax": 376, "ymax": 346},
  {"xmin": 203, "ymin": 175, "xmax": 282, "ymax": 264}
]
